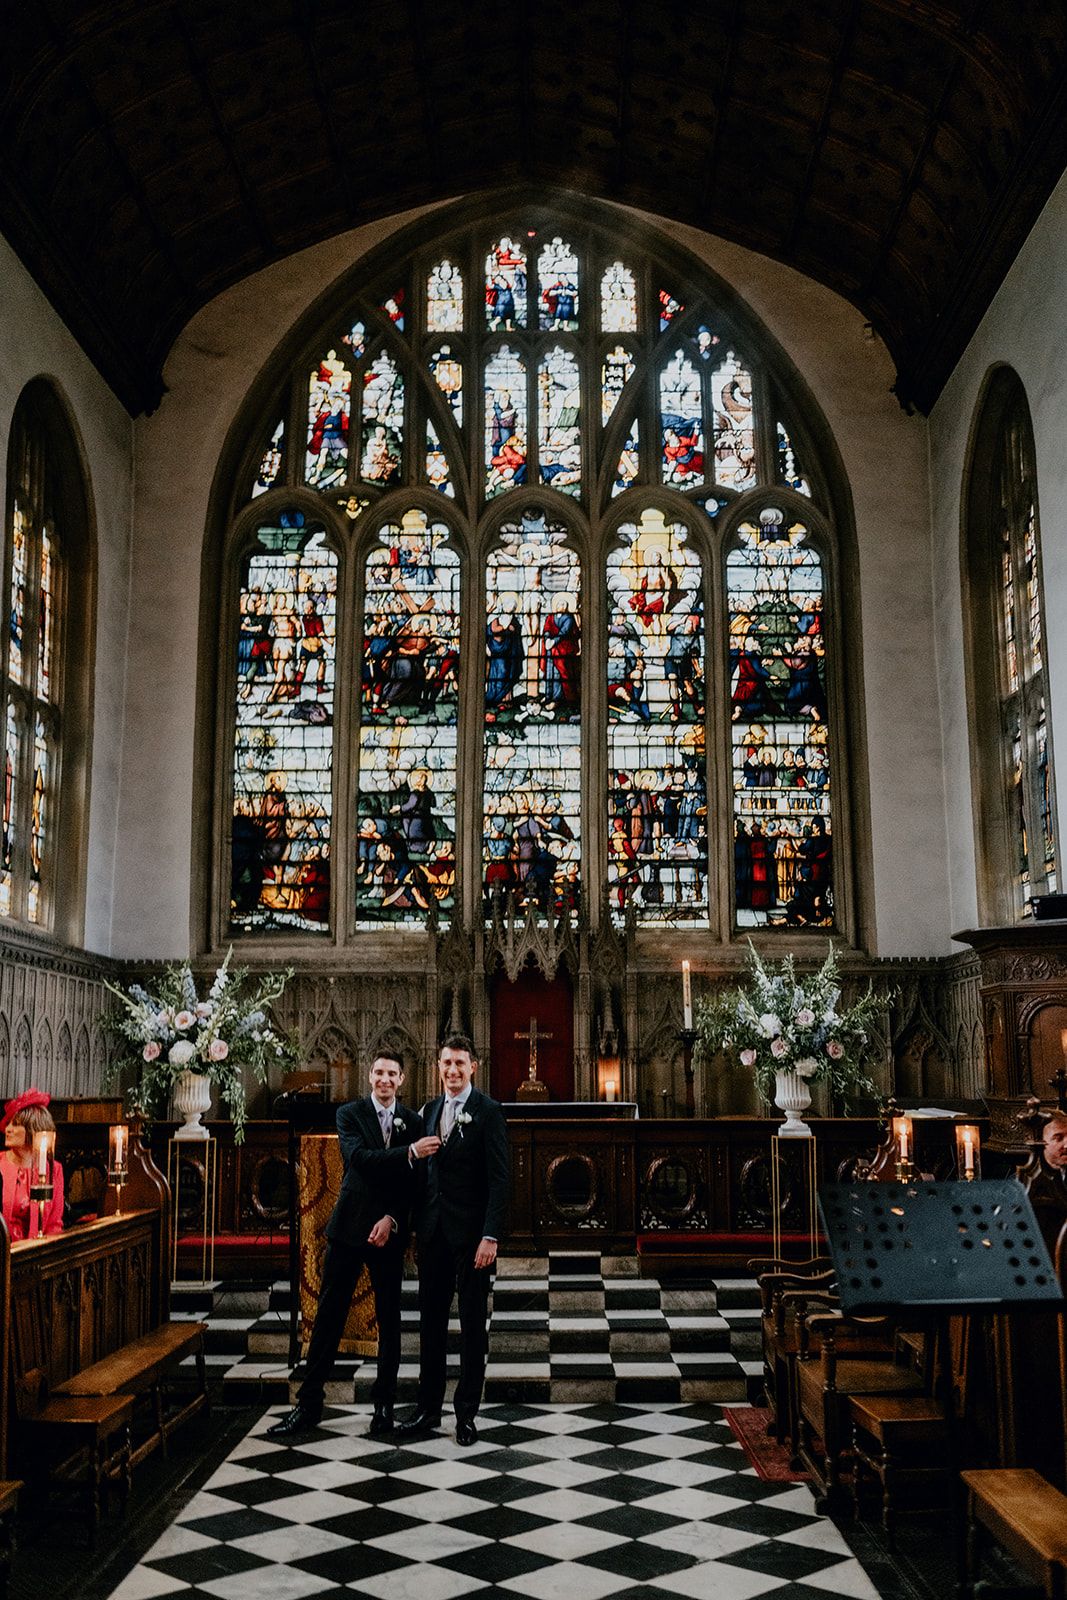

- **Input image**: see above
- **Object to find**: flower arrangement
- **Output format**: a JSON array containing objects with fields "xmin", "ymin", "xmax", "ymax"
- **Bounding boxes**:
[
  {"xmin": 104, "ymin": 950, "xmax": 296, "ymax": 1142},
  {"xmin": 695, "ymin": 941, "xmax": 882, "ymax": 1111}
]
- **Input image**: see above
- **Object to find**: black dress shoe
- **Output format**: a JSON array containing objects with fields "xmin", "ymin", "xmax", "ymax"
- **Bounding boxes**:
[
  {"xmin": 394, "ymin": 1408, "xmax": 442, "ymax": 1439},
  {"xmin": 455, "ymin": 1418, "xmax": 478, "ymax": 1446},
  {"xmin": 368, "ymin": 1406, "xmax": 394, "ymax": 1438},
  {"xmin": 265, "ymin": 1404, "xmax": 322, "ymax": 1440}
]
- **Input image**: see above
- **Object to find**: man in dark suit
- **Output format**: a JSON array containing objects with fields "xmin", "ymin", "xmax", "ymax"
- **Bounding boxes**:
[
  {"xmin": 267, "ymin": 1052, "xmax": 423, "ymax": 1440},
  {"xmin": 396, "ymin": 1033, "xmax": 509, "ymax": 1446}
]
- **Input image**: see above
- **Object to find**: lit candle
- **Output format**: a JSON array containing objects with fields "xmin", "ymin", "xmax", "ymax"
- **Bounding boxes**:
[
  {"xmin": 1061, "ymin": 1026, "xmax": 1067, "ymax": 1058},
  {"xmin": 963, "ymin": 1129, "xmax": 974, "ymax": 1174},
  {"xmin": 606, "ymin": 1080, "xmax": 617, "ymax": 1103},
  {"xmin": 110, "ymin": 1124, "xmax": 128, "ymax": 1172},
  {"xmin": 955, "ymin": 1122, "xmax": 980, "ymax": 1181},
  {"xmin": 682, "ymin": 960, "xmax": 693, "ymax": 1030},
  {"xmin": 892, "ymin": 1115, "xmax": 912, "ymax": 1165},
  {"xmin": 33, "ymin": 1129, "xmax": 52, "ymax": 1180}
]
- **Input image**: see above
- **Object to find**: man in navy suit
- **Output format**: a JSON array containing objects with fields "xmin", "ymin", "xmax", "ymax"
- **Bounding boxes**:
[
  {"xmin": 396, "ymin": 1033, "xmax": 509, "ymax": 1446},
  {"xmin": 267, "ymin": 1051, "xmax": 423, "ymax": 1440}
]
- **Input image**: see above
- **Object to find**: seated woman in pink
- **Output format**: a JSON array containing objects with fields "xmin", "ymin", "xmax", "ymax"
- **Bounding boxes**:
[{"xmin": 1, "ymin": 1088, "xmax": 64, "ymax": 1240}]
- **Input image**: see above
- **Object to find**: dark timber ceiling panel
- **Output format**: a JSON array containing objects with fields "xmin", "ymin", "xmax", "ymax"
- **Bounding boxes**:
[{"xmin": 3, "ymin": 0, "xmax": 1067, "ymax": 414}]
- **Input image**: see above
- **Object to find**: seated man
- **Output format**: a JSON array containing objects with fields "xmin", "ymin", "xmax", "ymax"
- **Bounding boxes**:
[{"xmin": 1028, "ymin": 1108, "xmax": 1067, "ymax": 1251}]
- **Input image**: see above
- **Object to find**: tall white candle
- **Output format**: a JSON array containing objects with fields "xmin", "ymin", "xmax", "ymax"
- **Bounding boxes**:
[
  {"xmin": 606, "ymin": 1080, "xmax": 617, "ymax": 1103},
  {"xmin": 682, "ymin": 960, "xmax": 693, "ymax": 1030}
]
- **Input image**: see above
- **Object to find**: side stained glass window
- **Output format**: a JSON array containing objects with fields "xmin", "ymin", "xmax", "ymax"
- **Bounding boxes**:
[
  {"xmin": 485, "ymin": 348, "xmax": 528, "ymax": 497},
  {"xmin": 231, "ymin": 515, "xmax": 336, "ymax": 934},
  {"xmin": 607, "ymin": 510, "xmax": 707, "ymax": 925},
  {"xmin": 2, "ymin": 401, "xmax": 65, "ymax": 928},
  {"xmin": 484, "ymin": 510, "xmax": 581, "ymax": 911},
  {"xmin": 429, "ymin": 346, "xmax": 463, "ymax": 424},
  {"xmin": 990, "ymin": 389, "xmax": 1058, "ymax": 915},
  {"xmin": 305, "ymin": 351, "xmax": 351, "ymax": 490},
  {"xmin": 357, "ymin": 512, "xmax": 460, "ymax": 926},
  {"xmin": 727, "ymin": 509, "xmax": 832, "ymax": 928}
]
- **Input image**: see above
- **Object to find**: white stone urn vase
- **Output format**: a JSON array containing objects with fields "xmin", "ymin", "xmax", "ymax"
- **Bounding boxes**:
[
  {"xmin": 774, "ymin": 1068, "xmax": 813, "ymax": 1137},
  {"xmin": 173, "ymin": 1069, "xmax": 212, "ymax": 1139}
]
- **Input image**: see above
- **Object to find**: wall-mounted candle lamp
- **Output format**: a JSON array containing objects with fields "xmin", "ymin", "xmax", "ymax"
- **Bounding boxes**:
[
  {"xmin": 30, "ymin": 1129, "xmax": 55, "ymax": 1237},
  {"xmin": 108, "ymin": 1123, "xmax": 130, "ymax": 1213}
]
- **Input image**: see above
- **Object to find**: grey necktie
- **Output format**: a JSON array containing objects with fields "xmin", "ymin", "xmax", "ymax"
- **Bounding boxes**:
[
  {"xmin": 378, "ymin": 1107, "xmax": 391, "ymax": 1147},
  {"xmin": 440, "ymin": 1098, "xmax": 456, "ymax": 1142}
]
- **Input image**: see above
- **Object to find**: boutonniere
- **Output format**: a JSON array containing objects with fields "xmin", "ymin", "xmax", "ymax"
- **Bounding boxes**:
[
  {"xmin": 455, "ymin": 1110, "xmax": 473, "ymax": 1135},
  {"xmin": 393, "ymin": 1118, "xmax": 406, "ymax": 1134}
]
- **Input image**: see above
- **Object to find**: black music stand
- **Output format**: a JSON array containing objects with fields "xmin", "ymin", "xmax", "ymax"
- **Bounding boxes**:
[{"xmin": 817, "ymin": 1179, "xmax": 1063, "ymax": 1593}]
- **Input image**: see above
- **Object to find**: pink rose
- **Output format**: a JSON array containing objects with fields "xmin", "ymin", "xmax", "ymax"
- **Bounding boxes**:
[
  {"xmin": 143, "ymin": 1041, "xmax": 161, "ymax": 1062},
  {"xmin": 739, "ymin": 1047, "xmax": 757, "ymax": 1067},
  {"xmin": 796, "ymin": 1008, "xmax": 815, "ymax": 1027},
  {"xmin": 770, "ymin": 1037, "xmax": 789, "ymax": 1060},
  {"xmin": 826, "ymin": 1040, "xmax": 845, "ymax": 1059},
  {"xmin": 174, "ymin": 1010, "xmax": 196, "ymax": 1031},
  {"xmin": 208, "ymin": 1038, "xmax": 229, "ymax": 1062}
]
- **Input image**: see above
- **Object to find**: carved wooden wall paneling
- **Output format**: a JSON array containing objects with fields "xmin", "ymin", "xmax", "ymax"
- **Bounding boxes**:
[{"xmin": 0, "ymin": 929, "xmax": 116, "ymax": 1099}]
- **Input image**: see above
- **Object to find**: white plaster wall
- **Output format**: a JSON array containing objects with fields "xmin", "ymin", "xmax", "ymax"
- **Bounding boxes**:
[
  {"xmin": 115, "ymin": 197, "xmax": 946, "ymax": 958},
  {"xmin": 929, "ymin": 167, "xmax": 1067, "ymax": 941},
  {"xmin": 0, "ymin": 234, "xmax": 133, "ymax": 954}
]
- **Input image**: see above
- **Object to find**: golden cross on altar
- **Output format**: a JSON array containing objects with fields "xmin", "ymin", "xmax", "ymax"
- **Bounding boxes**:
[{"xmin": 514, "ymin": 1016, "xmax": 554, "ymax": 1081}]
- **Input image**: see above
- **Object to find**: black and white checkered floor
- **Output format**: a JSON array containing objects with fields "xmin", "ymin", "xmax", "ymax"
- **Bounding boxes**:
[{"xmin": 106, "ymin": 1401, "xmax": 884, "ymax": 1600}]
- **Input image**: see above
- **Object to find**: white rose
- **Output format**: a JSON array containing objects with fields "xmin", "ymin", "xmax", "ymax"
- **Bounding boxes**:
[
  {"xmin": 195, "ymin": 1002, "xmax": 213, "ymax": 1020},
  {"xmin": 739, "ymin": 1047, "xmax": 757, "ymax": 1067},
  {"xmin": 759, "ymin": 1012, "xmax": 783, "ymax": 1038},
  {"xmin": 770, "ymin": 1037, "xmax": 789, "ymax": 1060},
  {"xmin": 168, "ymin": 1039, "xmax": 196, "ymax": 1067},
  {"xmin": 795, "ymin": 1057, "xmax": 818, "ymax": 1078},
  {"xmin": 174, "ymin": 1010, "xmax": 196, "ymax": 1031},
  {"xmin": 796, "ymin": 1008, "xmax": 815, "ymax": 1027}
]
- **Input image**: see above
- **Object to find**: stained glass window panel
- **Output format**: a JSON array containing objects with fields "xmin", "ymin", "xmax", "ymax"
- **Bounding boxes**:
[
  {"xmin": 712, "ymin": 354, "xmax": 757, "ymax": 490},
  {"xmin": 27, "ymin": 715, "xmax": 47, "ymax": 924},
  {"xmin": 38, "ymin": 528, "xmax": 54, "ymax": 702},
  {"xmin": 776, "ymin": 422, "xmax": 811, "ymax": 497},
  {"xmin": 0, "ymin": 703, "xmax": 17, "ymax": 918},
  {"xmin": 429, "ymin": 345, "xmax": 463, "ymax": 425},
  {"xmin": 660, "ymin": 353, "xmax": 705, "ymax": 487},
  {"xmin": 1001, "ymin": 534, "xmax": 1019, "ymax": 694},
  {"xmin": 426, "ymin": 422, "xmax": 454, "ymax": 496},
  {"xmin": 728, "ymin": 510, "xmax": 832, "ymax": 928},
  {"xmin": 538, "ymin": 348, "xmax": 581, "ymax": 494},
  {"xmin": 357, "ymin": 513, "xmax": 460, "ymax": 926},
  {"xmin": 607, "ymin": 510, "xmax": 707, "ymax": 925},
  {"xmin": 428, "ymin": 261, "xmax": 464, "ymax": 332},
  {"xmin": 380, "ymin": 291, "xmax": 405, "ymax": 332},
  {"xmin": 484, "ymin": 510, "xmax": 581, "ymax": 909},
  {"xmin": 8, "ymin": 502, "xmax": 27, "ymax": 686},
  {"xmin": 342, "ymin": 322, "xmax": 366, "ymax": 361},
  {"xmin": 253, "ymin": 419, "xmax": 284, "ymax": 498},
  {"xmin": 1024, "ymin": 504, "xmax": 1042, "ymax": 674},
  {"xmin": 538, "ymin": 238, "xmax": 579, "ymax": 331},
  {"xmin": 1037, "ymin": 700, "xmax": 1057, "ymax": 889},
  {"xmin": 485, "ymin": 237, "xmax": 527, "ymax": 330},
  {"xmin": 485, "ymin": 347, "xmax": 528, "ymax": 497},
  {"xmin": 613, "ymin": 422, "xmax": 639, "ymax": 497},
  {"xmin": 360, "ymin": 353, "xmax": 404, "ymax": 486},
  {"xmin": 305, "ymin": 351, "xmax": 351, "ymax": 490},
  {"xmin": 659, "ymin": 290, "xmax": 684, "ymax": 332},
  {"xmin": 231, "ymin": 516, "xmax": 336, "ymax": 934},
  {"xmin": 601, "ymin": 263, "xmax": 637, "ymax": 332},
  {"xmin": 696, "ymin": 325, "xmax": 721, "ymax": 361},
  {"xmin": 602, "ymin": 345, "xmax": 634, "ymax": 423}
]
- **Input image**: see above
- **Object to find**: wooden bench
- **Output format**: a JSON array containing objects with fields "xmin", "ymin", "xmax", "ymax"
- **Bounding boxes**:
[
  {"xmin": 849, "ymin": 1393, "xmax": 947, "ymax": 1545},
  {"xmin": 962, "ymin": 1468, "xmax": 1067, "ymax": 1600},
  {"xmin": 55, "ymin": 1321, "xmax": 208, "ymax": 1467},
  {"xmin": 23, "ymin": 1396, "xmax": 133, "ymax": 1539}
]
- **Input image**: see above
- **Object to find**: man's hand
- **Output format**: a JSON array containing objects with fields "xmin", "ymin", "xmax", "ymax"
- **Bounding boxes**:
[
  {"xmin": 367, "ymin": 1217, "xmax": 393, "ymax": 1247},
  {"xmin": 473, "ymin": 1237, "xmax": 498, "ymax": 1270},
  {"xmin": 410, "ymin": 1135, "xmax": 442, "ymax": 1160}
]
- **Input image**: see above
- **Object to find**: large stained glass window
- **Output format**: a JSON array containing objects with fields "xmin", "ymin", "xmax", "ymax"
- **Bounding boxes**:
[
  {"xmin": 484, "ymin": 510, "xmax": 582, "ymax": 911},
  {"xmin": 727, "ymin": 508, "xmax": 832, "ymax": 928},
  {"xmin": 224, "ymin": 208, "xmax": 850, "ymax": 943},
  {"xmin": 231, "ymin": 514, "xmax": 337, "ymax": 934},
  {"xmin": 607, "ymin": 510, "xmax": 707, "ymax": 925},
  {"xmin": 357, "ymin": 512, "xmax": 460, "ymax": 925}
]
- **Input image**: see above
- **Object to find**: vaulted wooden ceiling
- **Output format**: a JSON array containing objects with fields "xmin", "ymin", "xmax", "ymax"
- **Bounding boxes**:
[{"xmin": 3, "ymin": 0, "xmax": 1067, "ymax": 416}]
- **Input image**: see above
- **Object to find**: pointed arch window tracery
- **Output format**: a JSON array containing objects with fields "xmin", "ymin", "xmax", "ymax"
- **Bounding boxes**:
[{"xmin": 219, "ymin": 208, "xmax": 856, "ymax": 946}]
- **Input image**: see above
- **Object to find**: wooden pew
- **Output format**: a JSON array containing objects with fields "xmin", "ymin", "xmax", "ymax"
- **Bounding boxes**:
[{"xmin": 962, "ymin": 1469, "xmax": 1067, "ymax": 1600}]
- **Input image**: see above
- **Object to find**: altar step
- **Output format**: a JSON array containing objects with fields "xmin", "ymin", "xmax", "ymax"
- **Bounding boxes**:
[{"xmin": 174, "ymin": 1251, "xmax": 763, "ymax": 1407}]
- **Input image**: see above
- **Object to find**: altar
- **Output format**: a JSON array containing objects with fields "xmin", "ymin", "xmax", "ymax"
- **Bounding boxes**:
[{"xmin": 503, "ymin": 1100, "xmax": 637, "ymax": 1120}]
